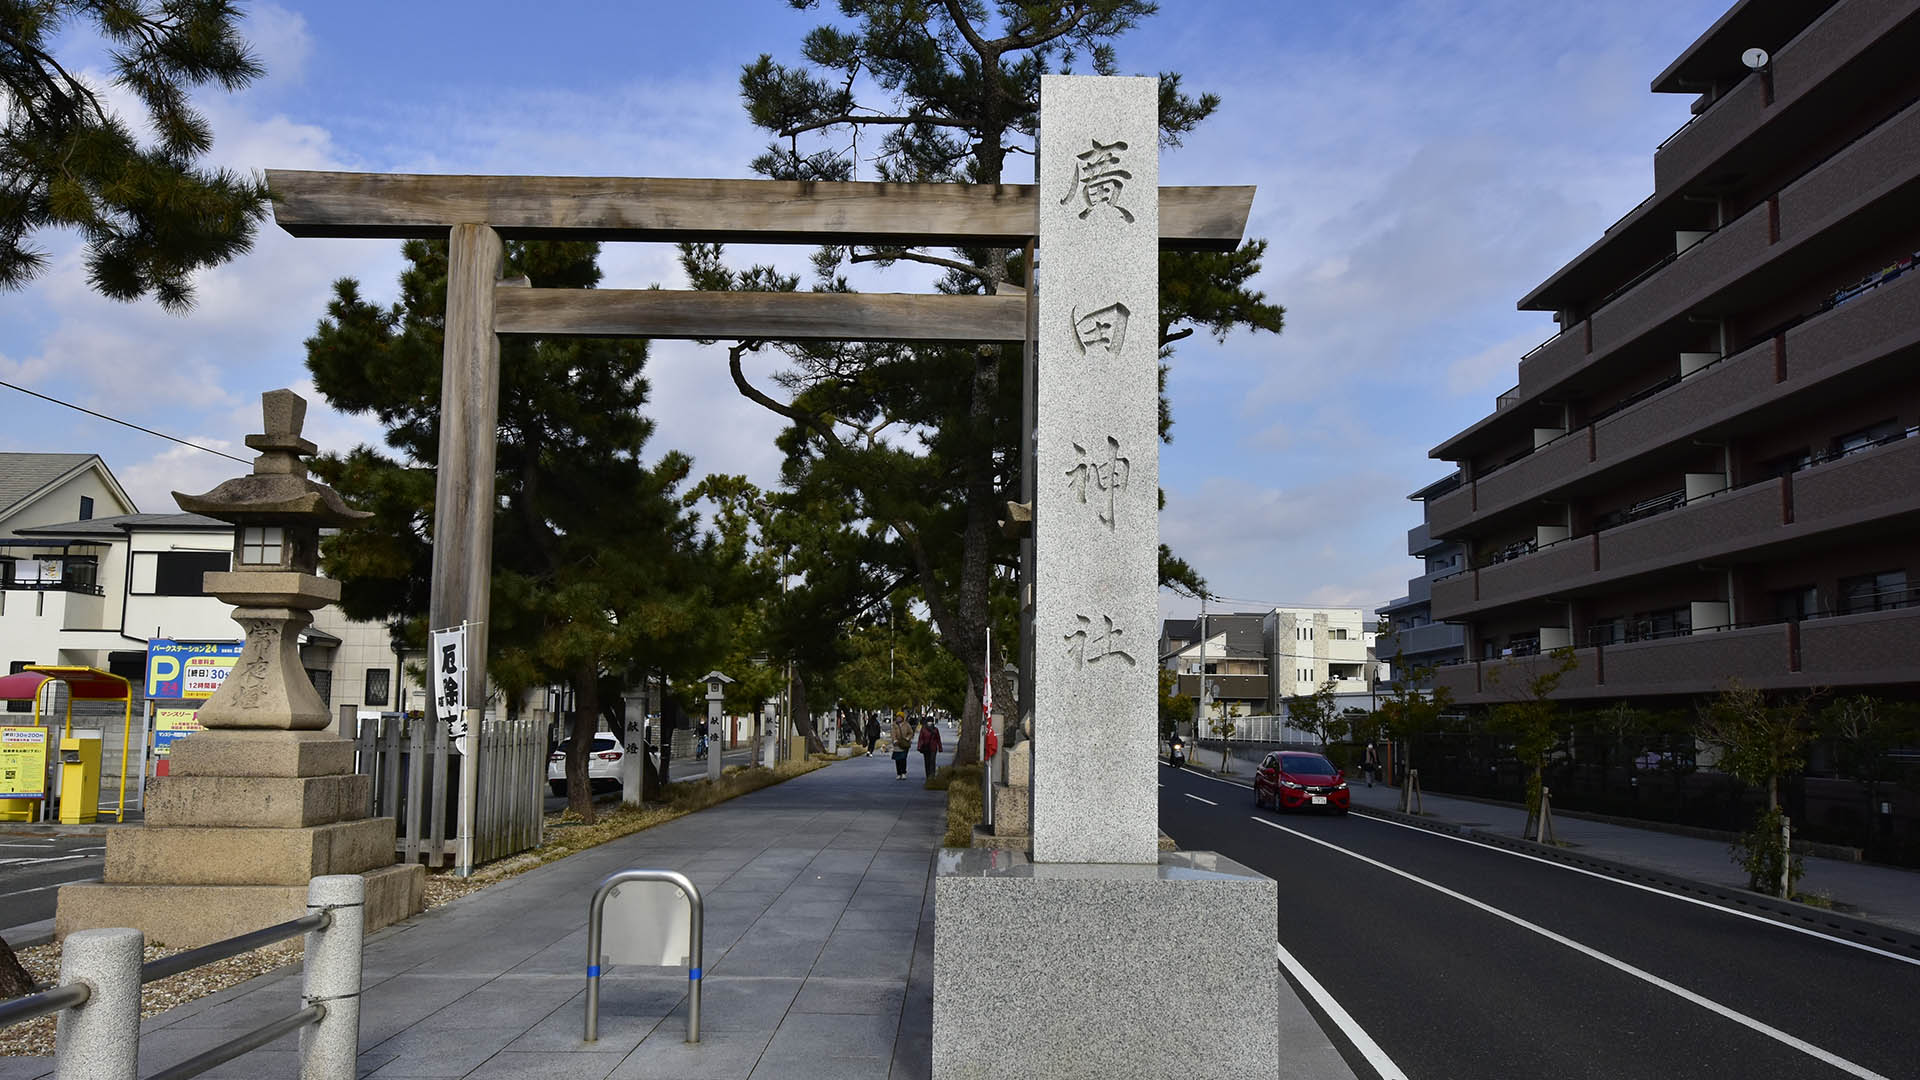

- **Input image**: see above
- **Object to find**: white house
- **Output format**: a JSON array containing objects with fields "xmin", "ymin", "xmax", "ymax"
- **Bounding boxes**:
[
  {"xmin": 1263, "ymin": 606, "xmax": 1389, "ymax": 706},
  {"xmin": 0, "ymin": 453, "xmax": 137, "ymax": 536},
  {"xmin": 1, "ymin": 451, "xmax": 409, "ymax": 733}
]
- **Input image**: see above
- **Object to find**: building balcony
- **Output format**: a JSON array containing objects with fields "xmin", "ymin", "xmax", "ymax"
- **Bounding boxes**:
[
  {"xmin": 1430, "ymin": 431, "xmax": 1920, "ymax": 620},
  {"xmin": 1798, "ymin": 606, "xmax": 1920, "ymax": 686},
  {"xmin": 1378, "ymin": 621, "xmax": 1465, "ymax": 662},
  {"xmin": 1426, "ymin": 264, "xmax": 1919, "ymax": 540},
  {"xmin": 1433, "ymin": 604, "xmax": 1920, "ymax": 704},
  {"xmin": 1176, "ymin": 672, "xmax": 1269, "ymax": 703},
  {"xmin": 1652, "ymin": 0, "xmax": 1920, "ymax": 197},
  {"xmin": 1407, "ymin": 521, "xmax": 1439, "ymax": 557},
  {"xmin": 0, "ymin": 583, "xmax": 107, "ymax": 629},
  {"xmin": 1502, "ymin": 93, "xmax": 1920, "ymax": 412}
]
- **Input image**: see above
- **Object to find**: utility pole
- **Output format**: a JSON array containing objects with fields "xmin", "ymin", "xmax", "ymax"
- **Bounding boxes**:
[{"xmin": 1196, "ymin": 595, "xmax": 1209, "ymax": 743}]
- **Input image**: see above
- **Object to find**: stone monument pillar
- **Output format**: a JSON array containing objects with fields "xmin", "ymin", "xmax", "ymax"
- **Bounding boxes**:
[
  {"xmin": 932, "ymin": 77, "xmax": 1281, "ymax": 1078},
  {"xmin": 55, "ymin": 390, "xmax": 425, "ymax": 948}
]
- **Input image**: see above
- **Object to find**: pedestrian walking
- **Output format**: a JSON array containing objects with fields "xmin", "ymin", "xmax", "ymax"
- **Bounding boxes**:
[
  {"xmin": 865, "ymin": 714, "xmax": 881, "ymax": 757},
  {"xmin": 890, "ymin": 713, "xmax": 915, "ymax": 779},
  {"xmin": 1363, "ymin": 742, "xmax": 1379, "ymax": 788},
  {"xmin": 917, "ymin": 717, "xmax": 943, "ymax": 778}
]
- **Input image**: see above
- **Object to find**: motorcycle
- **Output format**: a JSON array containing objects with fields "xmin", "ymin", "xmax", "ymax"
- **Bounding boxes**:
[{"xmin": 1168, "ymin": 736, "xmax": 1187, "ymax": 769}]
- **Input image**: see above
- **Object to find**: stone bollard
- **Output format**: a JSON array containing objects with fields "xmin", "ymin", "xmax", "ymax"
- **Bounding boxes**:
[
  {"xmin": 299, "ymin": 874, "xmax": 365, "ymax": 1080},
  {"xmin": 55, "ymin": 927, "xmax": 143, "ymax": 1080}
]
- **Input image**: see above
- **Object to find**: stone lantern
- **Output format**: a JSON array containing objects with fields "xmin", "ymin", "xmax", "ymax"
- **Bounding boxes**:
[
  {"xmin": 56, "ymin": 389, "xmax": 423, "ymax": 948},
  {"xmin": 173, "ymin": 388, "xmax": 370, "ymax": 731}
]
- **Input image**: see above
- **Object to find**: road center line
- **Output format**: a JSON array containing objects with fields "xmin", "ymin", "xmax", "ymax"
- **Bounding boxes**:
[
  {"xmin": 1275, "ymin": 938, "xmax": 1409, "ymax": 1080},
  {"xmin": 1251, "ymin": 815, "xmax": 1891, "ymax": 1080},
  {"xmin": 1353, "ymin": 813, "xmax": 1920, "ymax": 969},
  {"xmin": 1183, "ymin": 793, "xmax": 1216, "ymax": 806}
]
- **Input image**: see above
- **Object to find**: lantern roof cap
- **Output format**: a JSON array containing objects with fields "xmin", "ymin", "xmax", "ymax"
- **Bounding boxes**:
[{"xmin": 173, "ymin": 389, "xmax": 372, "ymax": 528}]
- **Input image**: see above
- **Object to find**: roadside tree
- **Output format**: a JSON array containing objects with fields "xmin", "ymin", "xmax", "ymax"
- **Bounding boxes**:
[
  {"xmin": 1374, "ymin": 662, "xmax": 1454, "ymax": 780},
  {"xmin": 1286, "ymin": 681, "xmax": 1344, "ymax": 748},
  {"xmin": 1697, "ymin": 681, "xmax": 1814, "ymax": 896},
  {"xmin": 1486, "ymin": 647, "xmax": 1579, "ymax": 838},
  {"xmin": 305, "ymin": 238, "xmax": 727, "ymax": 823}
]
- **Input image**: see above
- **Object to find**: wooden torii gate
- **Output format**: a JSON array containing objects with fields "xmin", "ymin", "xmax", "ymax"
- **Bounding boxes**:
[{"xmin": 266, "ymin": 169, "xmax": 1251, "ymax": 721}]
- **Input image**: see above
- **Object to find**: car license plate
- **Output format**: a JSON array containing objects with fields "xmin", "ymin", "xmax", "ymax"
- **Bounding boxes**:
[{"xmin": 1310, "ymin": 796, "xmax": 1327, "ymax": 805}]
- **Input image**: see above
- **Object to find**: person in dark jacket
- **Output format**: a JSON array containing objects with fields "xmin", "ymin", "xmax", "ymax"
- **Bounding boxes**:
[
  {"xmin": 864, "ymin": 714, "xmax": 882, "ymax": 757},
  {"xmin": 917, "ymin": 718, "xmax": 943, "ymax": 778}
]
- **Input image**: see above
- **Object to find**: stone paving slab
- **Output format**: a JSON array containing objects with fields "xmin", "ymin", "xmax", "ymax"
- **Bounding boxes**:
[{"xmin": 0, "ymin": 750, "xmax": 948, "ymax": 1080}]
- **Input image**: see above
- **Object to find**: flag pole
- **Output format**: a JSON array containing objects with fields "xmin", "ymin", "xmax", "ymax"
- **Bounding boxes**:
[{"xmin": 981, "ymin": 626, "xmax": 994, "ymax": 832}]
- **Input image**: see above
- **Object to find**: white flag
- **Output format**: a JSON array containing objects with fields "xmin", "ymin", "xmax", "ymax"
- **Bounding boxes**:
[{"xmin": 431, "ymin": 625, "xmax": 467, "ymax": 743}]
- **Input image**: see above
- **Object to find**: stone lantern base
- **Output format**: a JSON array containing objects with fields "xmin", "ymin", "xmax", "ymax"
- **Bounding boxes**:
[{"xmin": 55, "ymin": 730, "xmax": 424, "ymax": 948}]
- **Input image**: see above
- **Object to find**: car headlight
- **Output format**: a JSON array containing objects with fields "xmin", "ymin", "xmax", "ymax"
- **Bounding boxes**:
[
  {"xmin": 1279, "ymin": 779, "xmax": 1303, "ymax": 790},
  {"xmin": 1335, "ymin": 782, "xmax": 1348, "ymax": 790}
]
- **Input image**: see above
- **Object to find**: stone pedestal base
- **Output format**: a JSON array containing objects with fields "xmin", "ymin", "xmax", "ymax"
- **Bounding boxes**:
[
  {"xmin": 56, "ymin": 732, "xmax": 425, "ymax": 946},
  {"xmin": 55, "ymin": 863, "xmax": 424, "ymax": 948},
  {"xmin": 933, "ymin": 849, "xmax": 1279, "ymax": 1080}
]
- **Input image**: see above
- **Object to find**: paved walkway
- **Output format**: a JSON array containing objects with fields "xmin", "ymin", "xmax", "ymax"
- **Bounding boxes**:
[
  {"xmin": 1205, "ymin": 743, "xmax": 1920, "ymax": 935},
  {"xmin": 2, "ymin": 751, "xmax": 949, "ymax": 1080}
]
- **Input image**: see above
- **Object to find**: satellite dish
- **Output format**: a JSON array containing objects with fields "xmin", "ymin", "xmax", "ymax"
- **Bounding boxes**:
[{"xmin": 1742, "ymin": 48, "xmax": 1770, "ymax": 71}]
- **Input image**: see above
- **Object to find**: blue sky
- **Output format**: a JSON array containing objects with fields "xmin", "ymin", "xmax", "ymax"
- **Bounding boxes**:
[{"xmin": 0, "ymin": 0, "xmax": 1732, "ymax": 622}]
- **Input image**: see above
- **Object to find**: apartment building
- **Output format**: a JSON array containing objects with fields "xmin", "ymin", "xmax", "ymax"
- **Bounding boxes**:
[
  {"xmin": 1424, "ymin": 0, "xmax": 1920, "ymax": 706},
  {"xmin": 1160, "ymin": 612, "xmax": 1270, "ymax": 719},
  {"xmin": 1262, "ymin": 607, "xmax": 1382, "ymax": 706},
  {"xmin": 1376, "ymin": 473, "xmax": 1470, "ymax": 686}
]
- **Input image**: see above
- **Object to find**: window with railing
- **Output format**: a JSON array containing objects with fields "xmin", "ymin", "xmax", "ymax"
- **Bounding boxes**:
[{"xmin": 1840, "ymin": 571, "xmax": 1910, "ymax": 615}]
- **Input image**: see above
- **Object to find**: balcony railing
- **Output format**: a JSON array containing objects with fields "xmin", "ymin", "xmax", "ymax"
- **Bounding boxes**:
[
  {"xmin": 1482, "ymin": 94, "xmax": 1920, "ymax": 469},
  {"xmin": 1, "ymin": 579, "xmax": 105, "ymax": 596}
]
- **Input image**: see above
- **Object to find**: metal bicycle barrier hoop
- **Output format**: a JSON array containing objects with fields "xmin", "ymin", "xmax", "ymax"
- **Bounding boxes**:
[{"xmin": 584, "ymin": 868, "xmax": 705, "ymax": 1044}]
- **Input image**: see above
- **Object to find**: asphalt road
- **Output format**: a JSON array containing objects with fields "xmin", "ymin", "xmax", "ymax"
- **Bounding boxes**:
[
  {"xmin": 1156, "ymin": 763, "xmax": 1920, "ymax": 1080},
  {"xmin": 0, "ymin": 834, "xmax": 104, "ymax": 929}
]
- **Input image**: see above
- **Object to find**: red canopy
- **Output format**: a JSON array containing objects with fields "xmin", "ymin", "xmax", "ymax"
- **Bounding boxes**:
[
  {"xmin": 0, "ymin": 667, "xmax": 130, "ymax": 702},
  {"xmin": 0, "ymin": 671, "xmax": 52, "ymax": 702}
]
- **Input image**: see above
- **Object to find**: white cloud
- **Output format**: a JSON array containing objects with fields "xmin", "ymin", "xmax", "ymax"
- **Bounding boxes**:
[
  {"xmin": 119, "ymin": 439, "xmax": 243, "ymax": 515},
  {"xmin": 243, "ymin": 4, "xmax": 314, "ymax": 86}
]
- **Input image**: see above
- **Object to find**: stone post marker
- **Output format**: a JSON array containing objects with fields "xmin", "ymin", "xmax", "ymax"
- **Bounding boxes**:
[
  {"xmin": 54, "ymin": 390, "xmax": 425, "ymax": 947},
  {"xmin": 932, "ymin": 77, "xmax": 1281, "ymax": 1079}
]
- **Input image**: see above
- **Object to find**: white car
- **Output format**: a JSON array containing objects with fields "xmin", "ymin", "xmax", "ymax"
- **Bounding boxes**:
[{"xmin": 548, "ymin": 733, "xmax": 624, "ymax": 795}]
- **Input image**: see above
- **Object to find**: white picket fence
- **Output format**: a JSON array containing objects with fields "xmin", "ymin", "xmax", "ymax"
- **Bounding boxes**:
[
  {"xmin": 1196, "ymin": 713, "xmax": 1323, "ymax": 746},
  {"xmin": 352, "ymin": 711, "xmax": 545, "ymax": 867}
]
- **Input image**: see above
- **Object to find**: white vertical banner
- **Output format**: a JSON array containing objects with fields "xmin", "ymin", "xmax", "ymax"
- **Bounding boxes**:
[{"xmin": 431, "ymin": 624, "xmax": 470, "ymax": 755}]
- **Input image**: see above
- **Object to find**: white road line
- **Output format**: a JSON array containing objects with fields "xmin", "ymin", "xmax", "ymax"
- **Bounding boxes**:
[
  {"xmin": 1183, "ymin": 793, "xmax": 1217, "ymax": 806},
  {"xmin": 1354, "ymin": 813, "xmax": 1920, "ymax": 969},
  {"xmin": 1275, "ymin": 938, "xmax": 1409, "ymax": 1080},
  {"xmin": 1251, "ymin": 816, "xmax": 1892, "ymax": 1080},
  {"xmin": 0, "ymin": 878, "xmax": 96, "ymax": 901},
  {"xmin": 1165, "ymin": 768, "xmax": 1920, "ymax": 968},
  {"xmin": 0, "ymin": 854, "xmax": 90, "ymax": 867}
]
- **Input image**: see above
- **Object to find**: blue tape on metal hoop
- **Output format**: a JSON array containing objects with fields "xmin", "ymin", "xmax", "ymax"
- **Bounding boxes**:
[
  {"xmin": 689, "ymin": 967, "xmax": 701, "ymax": 981},
  {"xmin": 587, "ymin": 965, "xmax": 601, "ymax": 978}
]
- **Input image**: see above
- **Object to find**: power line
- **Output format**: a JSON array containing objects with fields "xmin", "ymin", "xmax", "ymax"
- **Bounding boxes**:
[{"xmin": 0, "ymin": 378, "xmax": 249, "ymax": 465}]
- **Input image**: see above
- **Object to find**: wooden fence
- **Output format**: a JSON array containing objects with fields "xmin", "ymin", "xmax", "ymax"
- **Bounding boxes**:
[{"xmin": 351, "ymin": 711, "xmax": 547, "ymax": 868}]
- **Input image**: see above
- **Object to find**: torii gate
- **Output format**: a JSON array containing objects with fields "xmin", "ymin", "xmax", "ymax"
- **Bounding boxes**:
[
  {"xmin": 271, "ymin": 77, "xmax": 1278, "ymax": 1076},
  {"xmin": 267, "ymin": 170, "xmax": 1251, "ymax": 720}
]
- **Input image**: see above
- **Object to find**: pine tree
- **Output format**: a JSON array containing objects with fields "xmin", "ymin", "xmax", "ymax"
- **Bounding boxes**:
[
  {"xmin": 305, "ymin": 239, "xmax": 726, "ymax": 823},
  {"xmin": 0, "ymin": 1, "xmax": 268, "ymax": 308},
  {"xmin": 712, "ymin": 1, "xmax": 1284, "ymax": 765}
]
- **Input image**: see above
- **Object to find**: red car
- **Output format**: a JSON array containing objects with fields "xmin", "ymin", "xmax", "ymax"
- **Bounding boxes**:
[{"xmin": 1253, "ymin": 751, "xmax": 1350, "ymax": 814}]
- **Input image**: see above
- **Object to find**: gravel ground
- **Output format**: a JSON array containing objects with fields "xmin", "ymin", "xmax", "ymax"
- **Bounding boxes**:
[{"xmin": 0, "ymin": 939, "xmax": 302, "ymax": 1058}]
